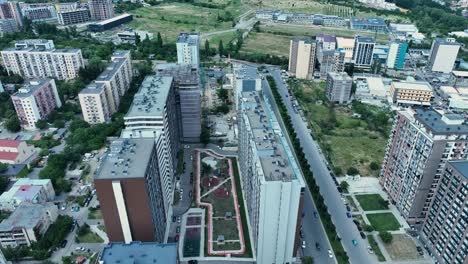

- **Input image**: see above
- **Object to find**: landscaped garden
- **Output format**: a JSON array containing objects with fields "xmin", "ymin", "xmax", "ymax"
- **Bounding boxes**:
[
  {"xmin": 355, "ymin": 194, "xmax": 389, "ymax": 211},
  {"xmin": 366, "ymin": 212, "xmax": 400, "ymax": 232}
]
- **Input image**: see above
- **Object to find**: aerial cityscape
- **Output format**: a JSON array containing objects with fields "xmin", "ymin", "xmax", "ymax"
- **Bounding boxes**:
[{"xmin": 0, "ymin": 0, "xmax": 466, "ymax": 263}]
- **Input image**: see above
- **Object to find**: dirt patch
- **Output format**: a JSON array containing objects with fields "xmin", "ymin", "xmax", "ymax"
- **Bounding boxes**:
[{"xmin": 383, "ymin": 234, "xmax": 421, "ymax": 261}]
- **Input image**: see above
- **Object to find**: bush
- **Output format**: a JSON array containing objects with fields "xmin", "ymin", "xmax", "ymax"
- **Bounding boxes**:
[
  {"xmin": 370, "ymin": 161, "xmax": 380, "ymax": 171},
  {"xmin": 347, "ymin": 167, "xmax": 359, "ymax": 176},
  {"xmin": 379, "ymin": 231, "xmax": 393, "ymax": 244},
  {"xmin": 363, "ymin": 224, "xmax": 374, "ymax": 232},
  {"xmin": 339, "ymin": 181, "xmax": 349, "ymax": 193}
]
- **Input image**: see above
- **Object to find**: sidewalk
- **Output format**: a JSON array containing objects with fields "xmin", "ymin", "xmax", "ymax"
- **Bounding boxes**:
[{"xmin": 90, "ymin": 224, "xmax": 108, "ymax": 244}]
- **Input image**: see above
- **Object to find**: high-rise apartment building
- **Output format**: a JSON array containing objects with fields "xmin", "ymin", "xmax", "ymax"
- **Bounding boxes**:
[
  {"xmin": 0, "ymin": 1, "xmax": 23, "ymax": 28},
  {"xmin": 386, "ymin": 41, "xmax": 408, "ymax": 70},
  {"xmin": 1, "ymin": 39, "xmax": 84, "ymax": 80},
  {"xmin": 0, "ymin": 18, "xmax": 18, "ymax": 34},
  {"xmin": 352, "ymin": 36, "xmax": 375, "ymax": 68},
  {"xmin": 176, "ymin": 33, "xmax": 200, "ymax": 68},
  {"xmin": 319, "ymin": 49, "xmax": 345, "ymax": 80},
  {"xmin": 326, "ymin": 72, "xmax": 352, "ymax": 104},
  {"xmin": 121, "ymin": 76, "xmax": 179, "ymax": 222},
  {"xmin": 79, "ymin": 83, "xmax": 110, "ymax": 124},
  {"xmin": 239, "ymin": 91, "xmax": 305, "ymax": 264},
  {"xmin": 420, "ymin": 160, "xmax": 467, "ymax": 264},
  {"xmin": 56, "ymin": 3, "xmax": 90, "ymax": 25},
  {"xmin": 94, "ymin": 138, "xmax": 167, "ymax": 243},
  {"xmin": 19, "ymin": 3, "xmax": 57, "ymax": 23},
  {"xmin": 380, "ymin": 108, "xmax": 468, "ymax": 224},
  {"xmin": 288, "ymin": 39, "xmax": 316, "ymax": 79},
  {"xmin": 428, "ymin": 38, "xmax": 461, "ymax": 73},
  {"xmin": 11, "ymin": 79, "xmax": 62, "ymax": 130},
  {"xmin": 316, "ymin": 34, "xmax": 336, "ymax": 51},
  {"xmin": 156, "ymin": 63, "xmax": 201, "ymax": 142},
  {"xmin": 88, "ymin": 0, "xmax": 114, "ymax": 21}
]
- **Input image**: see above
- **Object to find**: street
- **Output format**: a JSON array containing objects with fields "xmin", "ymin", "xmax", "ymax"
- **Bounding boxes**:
[{"xmin": 265, "ymin": 68, "xmax": 376, "ymax": 264}]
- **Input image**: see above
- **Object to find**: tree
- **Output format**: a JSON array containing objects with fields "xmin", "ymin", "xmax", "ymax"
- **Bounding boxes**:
[
  {"xmin": 5, "ymin": 115, "xmax": 20, "ymax": 132},
  {"xmin": 370, "ymin": 161, "xmax": 380, "ymax": 171},
  {"xmin": 0, "ymin": 162, "xmax": 8, "ymax": 173},
  {"xmin": 347, "ymin": 167, "xmax": 359, "ymax": 176},
  {"xmin": 134, "ymin": 33, "xmax": 141, "ymax": 45},
  {"xmin": 363, "ymin": 224, "xmax": 374, "ymax": 232},
  {"xmin": 302, "ymin": 256, "xmax": 314, "ymax": 264},
  {"xmin": 218, "ymin": 40, "xmax": 224, "ymax": 56},
  {"xmin": 200, "ymin": 127, "xmax": 210, "ymax": 145},
  {"xmin": 204, "ymin": 40, "xmax": 210, "ymax": 57},
  {"xmin": 379, "ymin": 231, "xmax": 393, "ymax": 244},
  {"xmin": 339, "ymin": 181, "xmax": 349, "ymax": 193},
  {"xmin": 217, "ymin": 87, "xmax": 228, "ymax": 102},
  {"xmin": 35, "ymin": 120, "xmax": 48, "ymax": 130},
  {"xmin": 53, "ymin": 120, "xmax": 65, "ymax": 129},
  {"xmin": 156, "ymin": 32, "xmax": 163, "ymax": 48}
]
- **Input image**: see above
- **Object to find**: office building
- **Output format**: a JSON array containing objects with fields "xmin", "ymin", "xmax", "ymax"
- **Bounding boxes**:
[
  {"xmin": 386, "ymin": 41, "xmax": 408, "ymax": 70},
  {"xmin": 0, "ymin": 202, "xmax": 58, "ymax": 247},
  {"xmin": 352, "ymin": 36, "xmax": 375, "ymax": 68},
  {"xmin": 319, "ymin": 49, "xmax": 345, "ymax": 80},
  {"xmin": 99, "ymin": 242, "xmax": 178, "ymax": 264},
  {"xmin": 88, "ymin": 13, "xmax": 132, "ymax": 32},
  {"xmin": 0, "ymin": 139, "xmax": 35, "ymax": 165},
  {"xmin": 19, "ymin": 3, "xmax": 57, "ymax": 23},
  {"xmin": 11, "ymin": 79, "xmax": 62, "ymax": 130},
  {"xmin": 0, "ymin": 1, "xmax": 22, "ymax": 28},
  {"xmin": 95, "ymin": 138, "xmax": 168, "ymax": 243},
  {"xmin": 450, "ymin": 70, "xmax": 468, "ymax": 88},
  {"xmin": 380, "ymin": 107, "xmax": 468, "ymax": 224},
  {"xmin": 79, "ymin": 83, "xmax": 111, "ymax": 124},
  {"xmin": 326, "ymin": 72, "xmax": 352, "ymax": 104},
  {"xmin": 316, "ymin": 34, "xmax": 336, "ymax": 51},
  {"xmin": 288, "ymin": 39, "xmax": 316, "ymax": 79},
  {"xmin": 0, "ymin": 178, "xmax": 55, "ymax": 211},
  {"xmin": 88, "ymin": 0, "xmax": 114, "ymax": 21},
  {"xmin": 239, "ymin": 91, "xmax": 305, "ymax": 264},
  {"xmin": 176, "ymin": 33, "xmax": 200, "ymax": 68},
  {"xmin": 1, "ymin": 39, "xmax": 84, "ymax": 80},
  {"xmin": 336, "ymin": 37, "xmax": 355, "ymax": 62},
  {"xmin": 120, "ymin": 76, "xmax": 179, "ymax": 225},
  {"xmin": 156, "ymin": 63, "xmax": 201, "ymax": 142},
  {"xmin": 420, "ymin": 160, "xmax": 467, "ymax": 264},
  {"xmin": 428, "ymin": 38, "xmax": 461, "ymax": 73},
  {"xmin": 56, "ymin": 4, "xmax": 90, "ymax": 25},
  {"xmin": 350, "ymin": 17, "xmax": 387, "ymax": 33},
  {"xmin": 389, "ymin": 80, "xmax": 433, "ymax": 106}
]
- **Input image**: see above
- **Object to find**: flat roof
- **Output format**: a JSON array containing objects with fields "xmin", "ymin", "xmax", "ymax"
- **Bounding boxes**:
[
  {"xmin": 448, "ymin": 160, "xmax": 468, "ymax": 179},
  {"xmin": 452, "ymin": 71, "xmax": 468, "ymax": 77},
  {"xmin": 95, "ymin": 58, "xmax": 126, "ymax": 82},
  {"xmin": 99, "ymin": 242, "xmax": 177, "ymax": 264},
  {"xmin": 351, "ymin": 17, "xmax": 386, "ymax": 26},
  {"xmin": 234, "ymin": 64, "xmax": 258, "ymax": 80},
  {"xmin": 156, "ymin": 63, "xmax": 200, "ymax": 86},
  {"xmin": 95, "ymin": 13, "xmax": 132, "ymax": 26},
  {"xmin": 12, "ymin": 79, "xmax": 52, "ymax": 98},
  {"xmin": 392, "ymin": 81, "xmax": 432, "ymax": 91},
  {"xmin": 355, "ymin": 36, "xmax": 375, "ymax": 43},
  {"xmin": 125, "ymin": 75, "xmax": 173, "ymax": 118},
  {"xmin": 328, "ymin": 72, "xmax": 351, "ymax": 81},
  {"xmin": 336, "ymin": 37, "xmax": 354, "ymax": 48},
  {"xmin": 413, "ymin": 107, "xmax": 468, "ymax": 135},
  {"xmin": 95, "ymin": 138, "xmax": 154, "ymax": 180},
  {"xmin": 177, "ymin": 33, "xmax": 199, "ymax": 45},
  {"xmin": 0, "ymin": 202, "xmax": 55, "ymax": 230},
  {"xmin": 80, "ymin": 82, "xmax": 106, "ymax": 95}
]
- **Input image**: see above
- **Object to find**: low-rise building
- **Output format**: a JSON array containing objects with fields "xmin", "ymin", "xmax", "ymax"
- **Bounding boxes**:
[
  {"xmin": 0, "ymin": 178, "xmax": 55, "ymax": 211},
  {"xmin": 450, "ymin": 70, "xmax": 468, "ymax": 88},
  {"xmin": 11, "ymin": 79, "xmax": 62, "ymax": 130},
  {"xmin": 354, "ymin": 74, "xmax": 388, "ymax": 105},
  {"xmin": 350, "ymin": 17, "xmax": 387, "ymax": 33},
  {"xmin": 439, "ymin": 85, "xmax": 468, "ymax": 110},
  {"xmin": 88, "ymin": 13, "xmax": 133, "ymax": 32},
  {"xmin": 389, "ymin": 80, "xmax": 433, "ymax": 106},
  {"xmin": 326, "ymin": 72, "xmax": 352, "ymax": 104},
  {"xmin": 116, "ymin": 30, "xmax": 153, "ymax": 44},
  {"xmin": 0, "ymin": 202, "xmax": 58, "ymax": 247},
  {"xmin": 0, "ymin": 140, "xmax": 35, "ymax": 165},
  {"xmin": 98, "ymin": 242, "xmax": 178, "ymax": 264},
  {"xmin": 336, "ymin": 37, "xmax": 354, "ymax": 62}
]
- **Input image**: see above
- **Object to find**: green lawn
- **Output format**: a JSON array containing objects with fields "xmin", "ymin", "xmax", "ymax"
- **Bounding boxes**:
[
  {"xmin": 76, "ymin": 231, "xmax": 104, "ymax": 243},
  {"xmin": 241, "ymin": 32, "xmax": 296, "ymax": 57},
  {"xmin": 355, "ymin": 194, "xmax": 389, "ymax": 211},
  {"xmin": 88, "ymin": 208, "xmax": 102, "ymax": 219},
  {"xmin": 212, "ymin": 218, "xmax": 239, "ymax": 240},
  {"xmin": 368, "ymin": 235, "xmax": 386, "ymax": 262},
  {"xmin": 366, "ymin": 213, "xmax": 400, "ymax": 232}
]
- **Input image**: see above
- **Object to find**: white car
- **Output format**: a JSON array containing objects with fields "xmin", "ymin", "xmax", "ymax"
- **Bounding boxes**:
[
  {"xmin": 301, "ymin": 241, "xmax": 306, "ymax": 249},
  {"xmin": 328, "ymin": 249, "xmax": 333, "ymax": 258},
  {"xmin": 367, "ymin": 246, "xmax": 374, "ymax": 254}
]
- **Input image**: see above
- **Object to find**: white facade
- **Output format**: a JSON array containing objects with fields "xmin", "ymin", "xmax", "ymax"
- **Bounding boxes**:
[
  {"xmin": 428, "ymin": 39, "xmax": 461, "ymax": 73},
  {"xmin": 176, "ymin": 33, "xmax": 200, "ymax": 68},
  {"xmin": 79, "ymin": 83, "xmax": 111, "ymax": 124},
  {"xmin": 288, "ymin": 39, "xmax": 316, "ymax": 79},
  {"xmin": 0, "ymin": 178, "xmax": 55, "ymax": 211}
]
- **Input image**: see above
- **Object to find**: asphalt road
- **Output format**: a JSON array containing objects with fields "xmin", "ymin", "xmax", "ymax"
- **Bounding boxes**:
[
  {"xmin": 260, "ymin": 77, "xmax": 335, "ymax": 264},
  {"xmin": 266, "ymin": 68, "xmax": 376, "ymax": 264}
]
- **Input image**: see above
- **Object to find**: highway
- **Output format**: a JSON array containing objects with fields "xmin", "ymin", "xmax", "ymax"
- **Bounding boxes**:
[
  {"xmin": 265, "ymin": 68, "xmax": 377, "ymax": 264},
  {"xmin": 260, "ymin": 77, "xmax": 335, "ymax": 264}
]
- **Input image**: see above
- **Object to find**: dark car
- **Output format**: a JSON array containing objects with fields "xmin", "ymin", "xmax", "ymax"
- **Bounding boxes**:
[
  {"xmin": 60, "ymin": 239, "xmax": 68, "ymax": 248},
  {"xmin": 337, "ymin": 187, "xmax": 343, "ymax": 193},
  {"xmin": 360, "ymin": 232, "xmax": 366, "ymax": 239},
  {"xmin": 175, "ymin": 234, "xmax": 180, "ymax": 242},
  {"xmin": 346, "ymin": 205, "xmax": 351, "ymax": 211},
  {"xmin": 315, "ymin": 242, "xmax": 320, "ymax": 250},
  {"xmin": 176, "ymin": 226, "xmax": 180, "ymax": 233},
  {"xmin": 172, "ymin": 216, "xmax": 176, "ymax": 223},
  {"xmin": 346, "ymin": 212, "xmax": 352, "ymax": 218}
]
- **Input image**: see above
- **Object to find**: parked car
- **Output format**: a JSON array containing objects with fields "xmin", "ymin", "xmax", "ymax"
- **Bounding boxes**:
[
  {"xmin": 328, "ymin": 249, "xmax": 333, "ymax": 258},
  {"xmin": 360, "ymin": 232, "xmax": 366, "ymax": 239},
  {"xmin": 177, "ymin": 217, "xmax": 181, "ymax": 223},
  {"xmin": 176, "ymin": 226, "xmax": 180, "ymax": 233},
  {"xmin": 367, "ymin": 246, "xmax": 374, "ymax": 254},
  {"xmin": 60, "ymin": 240, "xmax": 68, "ymax": 248},
  {"xmin": 315, "ymin": 242, "xmax": 320, "ymax": 250},
  {"xmin": 346, "ymin": 212, "xmax": 352, "ymax": 218},
  {"xmin": 175, "ymin": 234, "xmax": 180, "ymax": 241},
  {"xmin": 172, "ymin": 216, "xmax": 176, "ymax": 223},
  {"xmin": 301, "ymin": 241, "xmax": 306, "ymax": 249},
  {"xmin": 352, "ymin": 239, "xmax": 358, "ymax": 246}
]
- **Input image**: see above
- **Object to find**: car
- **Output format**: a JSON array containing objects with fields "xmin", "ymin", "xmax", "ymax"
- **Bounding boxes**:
[
  {"xmin": 175, "ymin": 234, "xmax": 180, "ymax": 241},
  {"xmin": 172, "ymin": 216, "xmax": 176, "ymax": 223},
  {"xmin": 177, "ymin": 217, "xmax": 181, "ymax": 223},
  {"xmin": 75, "ymin": 246, "xmax": 82, "ymax": 251},
  {"xmin": 184, "ymin": 145, "xmax": 190, "ymax": 149},
  {"xmin": 328, "ymin": 249, "xmax": 333, "ymax": 258},
  {"xmin": 176, "ymin": 226, "xmax": 180, "ymax": 233},
  {"xmin": 367, "ymin": 246, "xmax": 374, "ymax": 254},
  {"xmin": 60, "ymin": 240, "xmax": 68, "ymax": 248},
  {"xmin": 346, "ymin": 212, "xmax": 352, "ymax": 218},
  {"xmin": 346, "ymin": 205, "xmax": 351, "ymax": 211},
  {"xmin": 190, "ymin": 178, "xmax": 193, "ymax": 184},
  {"xmin": 315, "ymin": 242, "xmax": 320, "ymax": 250},
  {"xmin": 189, "ymin": 191, "xmax": 192, "ymax": 198},
  {"xmin": 360, "ymin": 231, "xmax": 366, "ymax": 239},
  {"xmin": 313, "ymin": 211, "xmax": 318, "ymax": 218},
  {"xmin": 352, "ymin": 239, "xmax": 358, "ymax": 246},
  {"xmin": 301, "ymin": 241, "xmax": 306, "ymax": 249}
]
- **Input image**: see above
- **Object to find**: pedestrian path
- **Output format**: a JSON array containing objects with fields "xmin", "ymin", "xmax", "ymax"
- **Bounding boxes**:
[{"xmin": 90, "ymin": 224, "xmax": 108, "ymax": 244}]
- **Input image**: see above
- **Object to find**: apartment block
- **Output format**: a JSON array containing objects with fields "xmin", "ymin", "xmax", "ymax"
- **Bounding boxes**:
[
  {"xmin": 420, "ymin": 160, "xmax": 467, "ymax": 264},
  {"xmin": 176, "ymin": 33, "xmax": 200, "ymax": 68},
  {"xmin": 88, "ymin": 0, "xmax": 114, "ymax": 21},
  {"xmin": 336, "ymin": 37, "xmax": 355, "ymax": 62},
  {"xmin": 352, "ymin": 36, "xmax": 375, "ymax": 68},
  {"xmin": 239, "ymin": 91, "xmax": 305, "ymax": 264},
  {"xmin": 19, "ymin": 3, "xmax": 57, "ymax": 23},
  {"xmin": 0, "ymin": 178, "xmax": 55, "ymax": 211},
  {"xmin": 316, "ymin": 34, "xmax": 336, "ymax": 51},
  {"xmin": 11, "ymin": 79, "xmax": 62, "ymax": 130},
  {"xmin": 0, "ymin": 1, "xmax": 23, "ymax": 28},
  {"xmin": 1, "ymin": 39, "xmax": 84, "ymax": 80},
  {"xmin": 288, "ymin": 39, "xmax": 316, "ymax": 79},
  {"xmin": 0, "ymin": 18, "xmax": 18, "ymax": 34},
  {"xmin": 0, "ymin": 139, "xmax": 35, "ymax": 165},
  {"xmin": 79, "ymin": 83, "xmax": 111, "ymax": 124},
  {"xmin": 0, "ymin": 202, "xmax": 58, "ymax": 247},
  {"xmin": 326, "ymin": 72, "xmax": 352, "ymax": 104},
  {"xmin": 156, "ymin": 63, "xmax": 201, "ymax": 142},
  {"xmin": 56, "ymin": 4, "xmax": 90, "ymax": 25},
  {"xmin": 319, "ymin": 49, "xmax": 345, "ymax": 80},
  {"xmin": 428, "ymin": 38, "xmax": 461, "ymax": 74},
  {"xmin": 380, "ymin": 108, "xmax": 468, "ymax": 224},
  {"xmin": 450, "ymin": 70, "xmax": 468, "ymax": 88},
  {"xmin": 386, "ymin": 41, "xmax": 408, "ymax": 70},
  {"xmin": 94, "ymin": 138, "xmax": 167, "ymax": 243},
  {"xmin": 389, "ymin": 80, "xmax": 433, "ymax": 106},
  {"xmin": 120, "ymin": 76, "xmax": 179, "ymax": 225}
]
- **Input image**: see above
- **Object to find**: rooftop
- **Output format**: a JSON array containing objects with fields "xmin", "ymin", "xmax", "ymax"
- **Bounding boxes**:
[
  {"xmin": 0, "ymin": 202, "xmax": 55, "ymax": 230},
  {"xmin": 94, "ymin": 13, "xmax": 132, "ymax": 26},
  {"xmin": 328, "ymin": 72, "xmax": 351, "ymax": 81},
  {"xmin": 434, "ymin": 38, "xmax": 461, "ymax": 46},
  {"xmin": 79, "ymin": 82, "xmax": 106, "ymax": 95},
  {"xmin": 452, "ymin": 70, "xmax": 468, "ymax": 77},
  {"xmin": 95, "ymin": 138, "xmax": 154, "ymax": 180},
  {"xmin": 12, "ymin": 79, "xmax": 52, "ymax": 98},
  {"xmin": 156, "ymin": 63, "xmax": 200, "ymax": 86},
  {"xmin": 336, "ymin": 37, "xmax": 354, "ymax": 48},
  {"xmin": 392, "ymin": 81, "xmax": 432, "ymax": 91},
  {"xmin": 316, "ymin": 34, "xmax": 336, "ymax": 43},
  {"xmin": 111, "ymin": 50, "xmax": 130, "ymax": 58},
  {"xmin": 413, "ymin": 107, "xmax": 468, "ymax": 135},
  {"xmin": 177, "ymin": 33, "xmax": 199, "ymax": 45},
  {"xmin": 99, "ymin": 242, "xmax": 177, "ymax": 264},
  {"xmin": 125, "ymin": 75, "xmax": 173, "ymax": 118},
  {"xmin": 448, "ymin": 160, "xmax": 468, "ymax": 179},
  {"xmin": 234, "ymin": 64, "xmax": 258, "ymax": 80},
  {"xmin": 355, "ymin": 35, "xmax": 376, "ymax": 43},
  {"xmin": 95, "ymin": 59, "xmax": 126, "ymax": 82},
  {"xmin": 0, "ymin": 139, "xmax": 22, "ymax": 148},
  {"xmin": 351, "ymin": 17, "xmax": 386, "ymax": 26}
]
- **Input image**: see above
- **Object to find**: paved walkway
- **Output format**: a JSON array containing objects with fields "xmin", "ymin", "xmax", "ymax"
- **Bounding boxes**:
[
  {"xmin": 90, "ymin": 224, "xmax": 108, "ymax": 244},
  {"xmin": 200, "ymin": 177, "xmax": 232, "ymax": 199}
]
